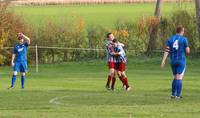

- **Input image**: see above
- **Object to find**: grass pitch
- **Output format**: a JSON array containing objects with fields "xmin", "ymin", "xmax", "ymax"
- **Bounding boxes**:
[{"xmin": 0, "ymin": 58, "xmax": 200, "ymax": 118}]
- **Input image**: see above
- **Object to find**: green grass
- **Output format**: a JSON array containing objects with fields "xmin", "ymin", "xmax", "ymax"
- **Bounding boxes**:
[
  {"xmin": 10, "ymin": 3, "xmax": 194, "ymax": 28},
  {"xmin": 0, "ymin": 58, "xmax": 200, "ymax": 118}
]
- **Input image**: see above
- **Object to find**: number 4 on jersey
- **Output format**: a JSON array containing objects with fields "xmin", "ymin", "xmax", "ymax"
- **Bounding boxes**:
[{"xmin": 173, "ymin": 40, "xmax": 179, "ymax": 50}]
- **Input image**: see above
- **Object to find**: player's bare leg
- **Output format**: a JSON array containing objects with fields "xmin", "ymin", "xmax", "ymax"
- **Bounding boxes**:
[{"xmin": 106, "ymin": 69, "xmax": 115, "ymax": 90}]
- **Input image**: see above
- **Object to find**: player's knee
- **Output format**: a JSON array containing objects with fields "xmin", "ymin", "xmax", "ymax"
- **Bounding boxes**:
[
  {"xmin": 113, "ymin": 72, "xmax": 117, "ymax": 77},
  {"xmin": 176, "ymin": 74, "xmax": 183, "ymax": 80},
  {"xmin": 13, "ymin": 71, "xmax": 18, "ymax": 76},
  {"xmin": 21, "ymin": 73, "xmax": 26, "ymax": 76},
  {"xmin": 111, "ymin": 69, "xmax": 115, "ymax": 73},
  {"xmin": 117, "ymin": 72, "xmax": 122, "ymax": 77},
  {"xmin": 109, "ymin": 69, "xmax": 115, "ymax": 75},
  {"xmin": 122, "ymin": 72, "xmax": 126, "ymax": 77},
  {"xmin": 109, "ymin": 72, "xmax": 114, "ymax": 77},
  {"xmin": 111, "ymin": 72, "xmax": 115, "ymax": 77}
]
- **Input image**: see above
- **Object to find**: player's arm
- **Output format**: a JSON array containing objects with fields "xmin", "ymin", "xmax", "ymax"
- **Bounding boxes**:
[
  {"xmin": 107, "ymin": 44, "xmax": 116, "ymax": 56},
  {"xmin": 118, "ymin": 42, "xmax": 124, "ymax": 47},
  {"xmin": 19, "ymin": 33, "xmax": 31, "ymax": 45},
  {"xmin": 185, "ymin": 47, "xmax": 190, "ymax": 55},
  {"xmin": 11, "ymin": 54, "xmax": 15, "ymax": 67},
  {"xmin": 184, "ymin": 39, "xmax": 190, "ymax": 55},
  {"xmin": 113, "ymin": 49, "xmax": 123, "ymax": 56},
  {"xmin": 111, "ymin": 46, "xmax": 123, "ymax": 56},
  {"xmin": 111, "ymin": 52, "xmax": 121, "ymax": 56},
  {"xmin": 161, "ymin": 46, "xmax": 170, "ymax": 69}
]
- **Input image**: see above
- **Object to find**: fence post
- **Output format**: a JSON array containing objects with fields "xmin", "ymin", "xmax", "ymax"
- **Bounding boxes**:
[{"xmin": 35, "ymin": 44, "xmax": 38, "ymax": 72}]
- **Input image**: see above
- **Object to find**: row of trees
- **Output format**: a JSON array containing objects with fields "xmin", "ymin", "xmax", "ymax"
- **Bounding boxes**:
[
  {"xmin": 155, "ymin": 0, "xmax": 200, "ymax": 42},
  {"xmin": 0, "ymin": 1, "xmax": 200, "ymax": 65}
]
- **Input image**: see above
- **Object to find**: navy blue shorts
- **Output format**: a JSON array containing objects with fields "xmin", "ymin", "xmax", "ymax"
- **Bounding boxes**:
[
  {"xmin": 171, "ymin": 61, "xmax": 186, "ymax": 75},
  {"xmin": 14, "ymin": 61, "xmax": 27, "ymax": 72}
]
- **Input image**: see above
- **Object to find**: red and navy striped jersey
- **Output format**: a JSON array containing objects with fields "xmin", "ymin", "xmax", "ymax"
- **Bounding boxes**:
[{"xmin": 106, "ymin": 41, "xmax": 115, "ymax": 62}]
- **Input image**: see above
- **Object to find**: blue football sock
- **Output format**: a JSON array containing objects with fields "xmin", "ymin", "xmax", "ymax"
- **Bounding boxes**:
[
  {"xmin": 11, "ymin": 75, "xmax": 16, "ymax": 87},
  {"xmin": 172, "ymin": 79, "xmax": 176, "ymax": 96},
  {"xmin": 21, "ymin": 76, "xmax": 25, "ymax": 88},
  {"xmin": 176, "ymin": 80, "xmax": 182, "ymax": 97}
]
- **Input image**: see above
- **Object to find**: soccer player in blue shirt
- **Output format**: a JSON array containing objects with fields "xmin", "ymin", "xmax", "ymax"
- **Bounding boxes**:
[
  {"xmin": 161, "ymin": 26, "xmax": 190, "ymax": 99},
  {"xmin": 8, "ymin": 33, "xmax": 31, "ymax": 89}
]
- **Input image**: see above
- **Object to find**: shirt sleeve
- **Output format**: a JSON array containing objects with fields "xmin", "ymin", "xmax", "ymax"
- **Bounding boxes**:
[
  {"xmin": 166, "ymin": 39, "xmax": 170, "ymax": 47},
  {"xmin": 106, "ymin": 44, "xmax": 113, "ymax": 55},
  {"xmin": 24, "ymin": 42, "xmax": 29, "ymax": 47},
  {"xmin": 184, "ymin": 38, "xmax": 189, "ymax": 48},
  {"xmin": 118, "ymin": 42, "xmax": 124, "ymax": 47},
  {"xmin": 118, "ymin": 46, "xmax": 123, "ymax": 55},
  {"xmin": 13, "ymin": 46, "xmax": 17, "ymax": 54}
]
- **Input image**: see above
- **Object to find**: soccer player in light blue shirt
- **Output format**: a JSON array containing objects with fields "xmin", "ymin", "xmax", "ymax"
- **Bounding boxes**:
[
  {"xmin": 112, "ymin": 39, "xmax": 131, "ymax": 91},
  {"xmin": 161, "ymin": 26, "xmax": 190, "ymax": 99},
  {"xmin": 8, "ymin": 33, "xmax": 31, "ymax": 89}
]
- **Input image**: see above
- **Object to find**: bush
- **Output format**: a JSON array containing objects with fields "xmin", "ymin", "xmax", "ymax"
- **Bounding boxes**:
[
  {"xmin": 0, "ymin": 3, "xmax": 33, "ymax": 65},
  {"xmin": 133, "ymin": 10, "xmax": 200, "ymax": 55},
  {"xmin": 114, "ymin": 19, "xmax": 146, "ymax": 55},
  {"xmin": 33, "ymin": 16, "xmax": 88, "ymax": 63}
]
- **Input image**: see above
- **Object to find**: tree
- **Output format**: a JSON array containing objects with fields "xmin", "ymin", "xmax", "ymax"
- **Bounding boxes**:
[
  {"xmin": 0, "ymin": 2, "xmax": 33, "ymax": 65},
  {"xmin": 146, "ymin": 0, "xmax": 162, "ymax": 55},
  {"xmin": 154, "ymin": 0, "xmax": 162, "ymax": 17},
  {"xmin": 195, "ymin": 0, "xmax": 200, "ymax": 41}
]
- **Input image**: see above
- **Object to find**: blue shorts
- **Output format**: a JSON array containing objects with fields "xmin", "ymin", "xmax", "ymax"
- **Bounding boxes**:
[
  {"xmin": 14, "ymin": 61, "xmax": 27, "ymax": 72},
  {"xmin": 171, "ymin": 61, "xmax": 186, "ymax": 75}
]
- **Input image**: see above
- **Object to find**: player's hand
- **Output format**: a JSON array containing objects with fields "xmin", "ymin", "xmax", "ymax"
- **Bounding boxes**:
[
  {"xmin": 11, "ymin": 62, "xmax": 15, "ymax": 67},
  {"xmin": 160, "ymin": 62, "xmax": 165, "ymax": 69},
  {"xmin": 18, "ymin": 32, "xmax": 24, "ymax": 38},
  {"xmin": 18, "ymin": 32, "xmax": 23, "ymax": 36},
  {"xmin": 111, "ymin": 52, "xmax": 116, "ymax": 55}
]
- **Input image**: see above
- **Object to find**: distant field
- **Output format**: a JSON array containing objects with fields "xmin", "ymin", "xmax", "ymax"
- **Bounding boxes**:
[
  {"xmin": 10, "ymin": 3, "xmax": 194, "ymax": 28},
  {"xmin": 11, "ymin": 0, "xmax": 192, "ymax": 5},
  {"xmin": 0, "ymin": 58, "xmax": 200, "ymax": 118}
]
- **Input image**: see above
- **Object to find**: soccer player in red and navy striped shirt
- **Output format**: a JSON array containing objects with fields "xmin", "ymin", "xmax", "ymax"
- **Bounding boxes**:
[{"xmin": 105, "ymin": 33, "xmax": 116, "ymax": 90}]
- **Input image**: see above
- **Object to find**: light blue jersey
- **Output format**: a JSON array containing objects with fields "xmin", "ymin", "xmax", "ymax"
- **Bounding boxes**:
[{"xmin": 114, "ymin": 44, "xmax": 127, "ymax": 63}]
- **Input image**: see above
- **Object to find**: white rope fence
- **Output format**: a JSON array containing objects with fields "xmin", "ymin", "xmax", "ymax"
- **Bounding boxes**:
[
  {"xmin": 1, "ymin": 45, "xmax": 166, "ymax": 72},
  {"xmin": 1, "ymin": 45, "xmax": 108, "ymax": 73}
]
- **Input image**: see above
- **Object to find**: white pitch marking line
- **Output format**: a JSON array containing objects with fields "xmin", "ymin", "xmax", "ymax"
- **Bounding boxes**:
[
  {"xmin": 49, "ymin": 96, "xmax": 69, "ymax": 105},
  {"xmin": 49, "ymin": 94, "xmax": 147, "ymax": 106}
]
